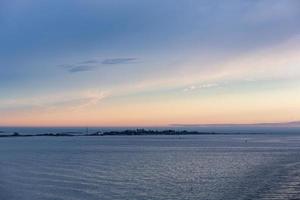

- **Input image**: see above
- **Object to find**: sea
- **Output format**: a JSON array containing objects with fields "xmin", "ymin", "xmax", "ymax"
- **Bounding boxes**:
[{"xmin": 0, "ymin": 127, "xmax": 300, "ymax": 200}]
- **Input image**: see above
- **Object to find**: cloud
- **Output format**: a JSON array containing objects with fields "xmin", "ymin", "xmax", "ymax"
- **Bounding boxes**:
[
  {"xmin": 101, "ymin": 58, "xmax": 137, "ymax": 65},
  {"xmin": 78, "ymin": 60, "xmax": 99, "ymax": 64},
  {"xmin": 183, "ymin": 83, "xmax": 219, "ymax": 92},
  {"xmin": 0, "ymin": 90, "xmax": 109, "ymax": 113},
  {"xmin": 68, "ymin": 65, "xmax": 96, "ymax": 73},
  {"xmin": 59, "ymin": 63, "xmax": 97, "ymax": 73},
  {"xmin": 59, "ymin": 57, "xmax": 138, "ymax": 73}
]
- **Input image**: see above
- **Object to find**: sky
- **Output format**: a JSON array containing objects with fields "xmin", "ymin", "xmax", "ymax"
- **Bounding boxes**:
[{"xmin": 1, "ymin": 0, "xmax": 300, "ymax": 127}]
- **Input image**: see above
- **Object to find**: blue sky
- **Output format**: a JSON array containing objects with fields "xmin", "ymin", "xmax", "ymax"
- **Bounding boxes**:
[{"xmin": 1, "ymin": 0, "xmax": 300, "ymax": 126}]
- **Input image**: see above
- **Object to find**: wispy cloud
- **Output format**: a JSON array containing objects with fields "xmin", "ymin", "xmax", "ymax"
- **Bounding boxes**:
[
  {"xmin": 183, "ymin": 83, "xmax": 219, "ymax": 92},
  {"xmin": 101, "ymin": 58, "xmax": 137, "ymax": 65},
  {"xmin": 68, "ymin": 65, "xmax": 96, "ymax": 73},
  {"xmin": 59, "ymin": 57, "xmax": 138, "ymax": 73},
  {"xmin": 78, "ymin": 60, "xmax": 99, "ymax": 64},
  {"xmin": 0, "ymin": 90, "xmax": 109, "ymax": 113}
]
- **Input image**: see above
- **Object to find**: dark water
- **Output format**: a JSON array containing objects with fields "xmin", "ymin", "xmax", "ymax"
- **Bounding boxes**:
[{"xmin": 0, "ymin": 134, "xmax": 300, "ymax": 200}]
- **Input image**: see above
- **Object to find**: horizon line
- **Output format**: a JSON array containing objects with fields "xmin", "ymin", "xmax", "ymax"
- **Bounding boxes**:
[{"xmin": 1, "ymin": 120, "xmax": 300, "ymax": 128}]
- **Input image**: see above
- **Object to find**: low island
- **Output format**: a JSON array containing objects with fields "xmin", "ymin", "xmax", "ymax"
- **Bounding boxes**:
[{"xmin": 0, "ymin": 129, "xmax": 264, "ymax": 138}]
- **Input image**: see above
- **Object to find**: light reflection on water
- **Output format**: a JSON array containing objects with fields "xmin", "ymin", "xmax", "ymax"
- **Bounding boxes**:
[{"xmin": 0, "ymin": 134, "xmax": 300, "ymax": 200}]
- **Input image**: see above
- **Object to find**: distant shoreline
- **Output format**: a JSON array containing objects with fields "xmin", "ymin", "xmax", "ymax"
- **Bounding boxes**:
[{"xmin": 0, "ymin": 129, "xmax": 264, "ymax": 138}]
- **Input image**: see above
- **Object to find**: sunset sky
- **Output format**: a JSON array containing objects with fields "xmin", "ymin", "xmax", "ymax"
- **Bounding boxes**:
[{"xmin": 1, "ymin": 0, "xmax": 300, "ymax": 126}]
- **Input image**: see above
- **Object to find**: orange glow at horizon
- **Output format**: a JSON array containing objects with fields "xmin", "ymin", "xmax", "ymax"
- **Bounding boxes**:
[{"xmin": 2, "ymin": 84, "xmax": 300, "ymax": 127}]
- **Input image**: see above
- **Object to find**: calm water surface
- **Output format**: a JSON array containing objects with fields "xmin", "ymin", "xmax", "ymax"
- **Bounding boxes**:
[{"xmin": 1, "ymin": 134, "xmax": 300, "ymax": 200}]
